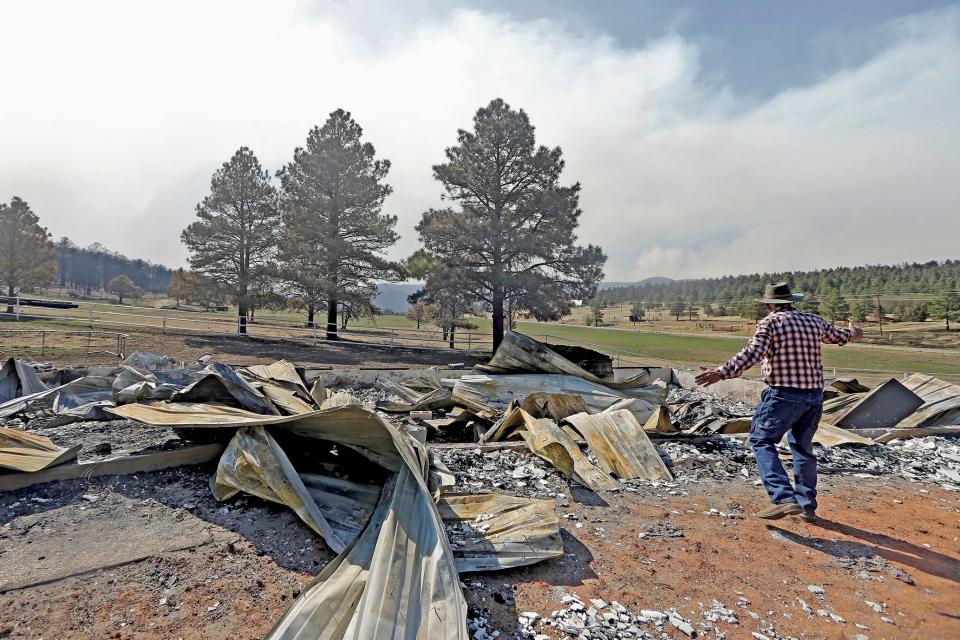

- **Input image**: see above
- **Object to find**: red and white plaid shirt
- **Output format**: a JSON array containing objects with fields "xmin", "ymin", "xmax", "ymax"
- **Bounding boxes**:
[{"xmin": 717, "ymin": 309, "xmax": 852, "ymax": 389}]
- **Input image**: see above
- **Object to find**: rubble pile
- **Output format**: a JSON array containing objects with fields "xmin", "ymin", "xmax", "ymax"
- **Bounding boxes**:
[
  {"xmin": 432, "ymin": 447, "xmax": 568, "ymax": 499},
  {"xmin": 818, "ymin": 437, "xmax": 960, "ymax": 490},
  {"xmin": 516, "ymin": 592, "xmax": 748, "ymax": 640},
  {"xmin": 667, "ymin": 387, "xmax": 755, "ymax": 430}
]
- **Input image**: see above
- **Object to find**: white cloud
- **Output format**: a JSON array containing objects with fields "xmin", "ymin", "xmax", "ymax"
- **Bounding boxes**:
[{"xmin": 0, "ymin": 1, "xmax": 957, "ymax": 280}]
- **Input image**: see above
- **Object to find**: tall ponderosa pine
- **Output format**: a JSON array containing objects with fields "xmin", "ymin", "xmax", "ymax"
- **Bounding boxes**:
[
  {"xmin": 0, "ymin": 197, "xmax": 56, "ymax": 313},
  {"xmin": 278, "ymin": 109, "xmax": 401, "ymax": 340},
  {"xmin": 933, "ymin": 288, "xmax": 960, "ymax": 331},
  {"xmin": 417, "ymin": 99, "xmax": 606, "ymax": 350},
  {"xmin": 181, "ymin": 147, "xmax": 280, "ymax": 334}
]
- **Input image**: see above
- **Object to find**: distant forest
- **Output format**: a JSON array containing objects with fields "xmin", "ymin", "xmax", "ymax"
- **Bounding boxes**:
[
  {"xmin": 53, "ymin": 238, "xmax": 172, "ymax": 294},
  {"xmin": 594, "ymin": 260, "xmax": 960, "ymax": 306}
]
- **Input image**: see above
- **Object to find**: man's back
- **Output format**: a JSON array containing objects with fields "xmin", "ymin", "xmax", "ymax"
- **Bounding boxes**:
[{"xmin": 717, "ymin": 308, "xmax": 851, "ymax": 389}]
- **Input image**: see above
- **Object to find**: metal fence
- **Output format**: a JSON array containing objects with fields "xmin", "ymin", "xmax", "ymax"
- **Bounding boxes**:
[{"xmin": 0, "ymin": 296, "xmax": 493, "ymax": 355}]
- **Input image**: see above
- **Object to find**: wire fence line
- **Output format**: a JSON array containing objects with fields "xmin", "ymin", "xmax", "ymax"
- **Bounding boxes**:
[
  {"xmin": 0, "ymin": 296, "xmax": 493, "ymax": 355},
  {"xmin": 2, "ymin": 296, "xmax": 958, "ymax": 382},
  {"xmin": 0, "ymin": 329, "xmax": 128, "ymax": 357}
]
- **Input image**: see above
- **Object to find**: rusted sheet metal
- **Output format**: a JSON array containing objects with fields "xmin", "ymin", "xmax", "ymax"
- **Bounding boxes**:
[
  {"xmin": 118, "ymin": 403, "xmax": 468, "ymax": 639},
  {"xmin": 832, "ymin": 379, "xmax": 924, "ymax": 429},
  {"xmin": 821, "ymin": 393, "xmax": 865, "ymax": 420},
  {"xmin": 808, "ymin": 423, "xmax": 878, "ymax": 447},
  {"xmin": 451, "ymin": 373, "xmax": 664, "ymax": 422},
  {"xmin": 562, "ymin": 410, "xmax": 673, "ymax": 481},
  {"xmin": 377, "ymin": 377, "xmax": 454, "ymax": 413},
  {"xmin": 830, "ymin": 378, "xmax": 871, "ymax": 394},
  {"xmin": 641, "ymin": 406, "xmax": 678, "ymax": 434},
  {"xmin": 212, "ymin": 426, "xmax": 349, "ymax": 552},
  {"xmin": 897, "ymin": 374, "xmax": 960, "ymax": 429},
  {"xmin": 519, "ymin": 393, "xmax": 589, "ymax": 421},
  {"xmin": 476, "ymin": 331, "xmax": 674, "ymax": 391},
  {"xmin": 485, "ymin": 407, "xmax": 619, "ymax": 491},
  {"xmin": 0, "ymin": 427, "xmax": 80, "ymax": 472},
  {"xmin": 438, "ymin": 492, "xmax": 563, "ymax": 573}
]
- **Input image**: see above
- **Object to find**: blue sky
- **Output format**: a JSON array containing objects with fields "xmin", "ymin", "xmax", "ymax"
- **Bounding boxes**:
[{"xmin": 1, "ymin": 1, "xmax": 958, "ymax": 280}]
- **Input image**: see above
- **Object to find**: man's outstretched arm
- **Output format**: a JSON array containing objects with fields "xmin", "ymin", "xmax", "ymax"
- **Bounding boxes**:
[
  {"xmin": 823, "ymin": 320, "xmax": 863, "ymax": 345},
  {"xmin": 695, "ymin": 323, "xmax": 772, "ymax": 387}
]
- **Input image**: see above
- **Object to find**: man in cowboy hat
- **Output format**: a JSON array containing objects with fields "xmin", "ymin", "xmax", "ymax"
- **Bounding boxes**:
[{"xmin": 695, "ymin": 282, "xmax": 863, "ymax": 522}]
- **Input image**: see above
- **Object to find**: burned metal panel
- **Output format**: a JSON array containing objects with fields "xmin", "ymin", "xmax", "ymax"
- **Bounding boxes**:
[
  {"xmin": 452, "ymin": 373, "xmax": 663, "ymax": 422},
  {"xmin": 0, "ymin": 427, "xmax": 80, "ymax": 472},
  {"xmin": 562, "ymin": 410, "xmax": 673, "ymax": 481},
  {"xmin": 808, "ymin": 423, "xmax": 878, "ymax": 447},
  {"xmin": 0, "ymin": 358, "xmax": 48, "ymax": 403},
  {"xmin": 897, "ymin": 374, "xmax": 960, "ymax": 429},
  {"xmin": 475, "ymin": 331, "xmax": 667, "ymax": 392},
  {"xmin": 212, "ymin": 426, "xmax": 349, "ymax": 552},
  {"xmin": 438, "ymin": 492, "xmax": 563, "ymax": 573},
  {"xmin": 833, "ymin": 379, "xmax": 924, "ymax": 429},
  {"xmin": 484, "ymin": 407, "xmax": 620, "ymax": 491},
  {"xmin": 117, "ymin": 402, "xmax": 468, "ymax": 639}
]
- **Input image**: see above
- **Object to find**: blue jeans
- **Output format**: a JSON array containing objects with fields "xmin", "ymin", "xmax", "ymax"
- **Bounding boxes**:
[{"xmin": 749, "ymin": 386, "xmax": 823, "ymax": 514}]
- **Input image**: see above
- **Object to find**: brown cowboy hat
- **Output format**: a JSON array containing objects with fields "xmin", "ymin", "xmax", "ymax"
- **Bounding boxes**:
[{"xmin": 758, "ymin": 282, "xmax": 804, "ymax": 304}]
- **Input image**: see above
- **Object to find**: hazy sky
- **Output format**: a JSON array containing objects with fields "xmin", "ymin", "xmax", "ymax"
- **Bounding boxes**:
[{"xmin": 1, "ymin": 1, "xmax": 958, "ymax": 281}]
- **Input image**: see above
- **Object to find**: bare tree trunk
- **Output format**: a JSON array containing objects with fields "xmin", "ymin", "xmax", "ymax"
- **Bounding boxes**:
[
  {"xmin": 306, "ymin": 304, "xmax": 315, "ymax": 328},
  {"xmin": 449, "ymin": 326, "xmax": 455, "ymax": 349},
  {"xmin": 492, "ymin": 289, "xmax": 504, "ymax": 351},
  {"xmin": 6, "ymin": 285, "xmax": 14, "ymax": 315},
  {"xmin": 326, "ymin": 297, "xmax": 339, "ymax": 340}
]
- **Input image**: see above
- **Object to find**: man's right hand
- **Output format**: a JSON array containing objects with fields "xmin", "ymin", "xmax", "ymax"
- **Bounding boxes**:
[
  {"xmin": 848, "ymin": 321, "xmax": 864, "ymax": 342},
  {"xmin": 695, "ymin": 367, "xmax": 722, "ymax": 387}
]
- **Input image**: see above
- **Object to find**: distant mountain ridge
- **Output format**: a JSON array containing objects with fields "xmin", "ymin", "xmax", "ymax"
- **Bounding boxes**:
[
  {"xmin": 374, "ymin": 283, "xmax": 424, "ymax": 313},
  {"xmin": 599, "ymin": 277, "xmax": 672, "ymax": 290}
]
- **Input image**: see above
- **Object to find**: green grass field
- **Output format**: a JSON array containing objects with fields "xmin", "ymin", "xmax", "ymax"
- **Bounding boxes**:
[
  {"xmin": 511, "ymin": 321, "xmax": 960, "ymax": 376},
  {"xmin": 7, "ymin": 294, "xmax": 960, "ymax": 377}
]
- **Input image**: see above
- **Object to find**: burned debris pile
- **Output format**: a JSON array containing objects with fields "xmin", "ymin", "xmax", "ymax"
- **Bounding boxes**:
[{"xmin": 2, "ymin": 330, "xmax": 959, "ymax": 637}]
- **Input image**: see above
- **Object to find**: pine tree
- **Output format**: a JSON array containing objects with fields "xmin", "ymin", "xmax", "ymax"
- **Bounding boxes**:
[
  {"xmin": 821, "ymin": 289, "xmax": 850, "ymax": 325},
  {"xmin": 416, "ymin": 99, "xmax": 606, "ymax": 350},
  {"xmin": 181, "ymin": 147, "xmax": 280, "ymax": 334},
  {"xmin": 670, "ymin": 301, "xmax": 686, "ymax": 321},
  {"xmin": 0, "ymin": 197, "xmax": 56, "ymax": 313},
  {"xmin": 406, "ymin": 250, "xmax": 477, "ymax": 348},
  {"xmin": 933, "ymin": 288, "xmax": 960, "ymax": 331},
  {"xmin": 278, "ymin": 110, "xmax": 401, "ymax": 340},
  {"xmin": 851, "ymin": 301, "xmax": 869, "ymax": 323},
  {"xmin": 590, "ymin": 300, "xmax": 604, "ymax": 327}
]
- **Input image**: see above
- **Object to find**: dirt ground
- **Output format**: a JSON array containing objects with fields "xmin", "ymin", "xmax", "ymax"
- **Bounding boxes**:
[
  {"xmin": 2, "ymin": 460, "xmax": 957, "ymax": 639},
  {"xmin": 1, "ymin": 325, "xmax": 483, "ymax": 369}
]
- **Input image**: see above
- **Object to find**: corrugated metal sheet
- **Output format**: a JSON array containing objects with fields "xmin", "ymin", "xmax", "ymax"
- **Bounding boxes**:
[
  {"xmin": 452, "ymin": 373, "xmax": 664, "ymax": 422},
  {"xmin": 115, "ymin": 403, "xmax": 468, "ymax": 639},
  {"xmin": 0, "ymin": 427, "xmax": 80, "ymax": 472},
  {"xmin": 438, "ymin": 493, "xmax": 563, "ymax": 572},
  {"xmin": 562, "ymin": 410, "xmax": 673, "ymax": 481},
  {"xmin": 484, "ymin": 406, "xmax": 620, "ymax": 491}
]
